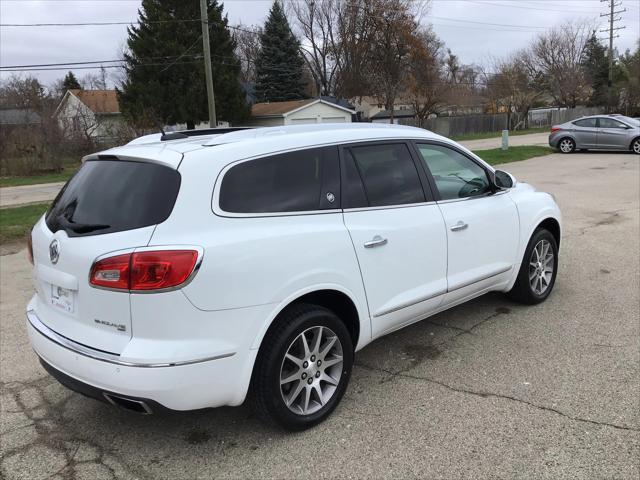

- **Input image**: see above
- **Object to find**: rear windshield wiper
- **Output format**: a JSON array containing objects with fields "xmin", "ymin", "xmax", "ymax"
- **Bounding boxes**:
[{"xmin": 58, "ymin": 216, "xmax": 111, "ymax": 233}]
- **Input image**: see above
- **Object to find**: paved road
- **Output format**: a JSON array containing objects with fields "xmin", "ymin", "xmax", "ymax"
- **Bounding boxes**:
[
  {"xmin": 1, "ymin": 152, "xmax": 638, "ymax": 479},
  {"xmin": 0, "ymin": 182, "xmax": 65, "ymax": 208},
  {"xmin": 459, "ymin": 132, "xmax": 549, "ymax": 151}
]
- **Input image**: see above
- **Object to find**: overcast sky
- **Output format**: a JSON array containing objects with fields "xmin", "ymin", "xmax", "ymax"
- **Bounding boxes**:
[{"xmin": 1, "ymin": 0, "xmax": 639, "ymax": 87}]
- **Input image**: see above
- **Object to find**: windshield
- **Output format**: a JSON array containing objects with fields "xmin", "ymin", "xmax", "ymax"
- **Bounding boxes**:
[
  {"xmin": 618, "ymin": 116, "xmax": 640, "ymax": 126},
  {"xmin": 46, "ymin": 159, "xmax": 180, "ymax": 237}
]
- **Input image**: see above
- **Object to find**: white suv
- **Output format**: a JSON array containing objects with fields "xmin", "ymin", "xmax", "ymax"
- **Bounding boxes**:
[{"xmin": 26, "ymin": 124, "xmax": 561, "ymax": 430}]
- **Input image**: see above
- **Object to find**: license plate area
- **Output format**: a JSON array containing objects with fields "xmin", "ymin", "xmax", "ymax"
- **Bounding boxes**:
[{"xmin": 50, "ymin": 285, "xmax": 75, "ymax": 313}]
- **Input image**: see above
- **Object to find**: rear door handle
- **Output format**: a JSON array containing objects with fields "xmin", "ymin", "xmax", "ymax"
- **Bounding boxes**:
[
  {"xmin": 450, "ymin": 221, "xmax": 468, "ymax": 232},
  {"xmin": 364, "ymin": 235, "xmax": 388, "ymax": 248}
]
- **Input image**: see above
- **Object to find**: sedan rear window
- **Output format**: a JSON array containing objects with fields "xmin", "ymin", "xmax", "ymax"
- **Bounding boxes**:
[{"xmin": 46, "ymin": 160, "xmax": 180, "ymax": 237}]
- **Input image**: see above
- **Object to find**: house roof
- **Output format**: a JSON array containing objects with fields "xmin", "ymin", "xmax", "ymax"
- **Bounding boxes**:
[
  {"xmin": 251, "ymin": 99, "xmax": 316, "ymax": 117},
  {"xmin": 371, "ymin": 108, "xmax": 416, "ymax": 119},
  {"xmin": 69, "ymin": 89, "xmax": 120, "ymax": 114},
  {"xmin": 251, "ymin": 98, "xmax": 355, "ymax": 118},
  {"xmin": 0, "ymin": 108, "xmax": 41, "ymax": 125}
]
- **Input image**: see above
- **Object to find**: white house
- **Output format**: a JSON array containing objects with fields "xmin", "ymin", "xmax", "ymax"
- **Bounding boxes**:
[
  {"xmin": 248, "ymin": 98, "xmax": 355, "ymax": 127},
  {"xmin": 55, "ymin": 89, "xmax": 126, "ymax": 144}
]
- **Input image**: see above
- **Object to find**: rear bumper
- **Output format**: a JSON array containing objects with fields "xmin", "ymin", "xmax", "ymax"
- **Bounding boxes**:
[{"xmin": 27, "ymin": 308, "xmax": 258, "ymax": 410}]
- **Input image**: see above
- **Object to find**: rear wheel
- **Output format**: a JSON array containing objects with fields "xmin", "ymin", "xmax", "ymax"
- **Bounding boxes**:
[
  {"xmin": 558, "ymin": 137, "xmax": 576, "ymax": 154},
  {"xmin": 632, "ymin": 138, "xmax": 640, "ymax": 155},
  {"xmin": 252, "ymin": 303, "xmax": 353, "ymax": 430},
  {"xmin": 507, "ymin": 228, "xmax": 558, "ymax": 304}
]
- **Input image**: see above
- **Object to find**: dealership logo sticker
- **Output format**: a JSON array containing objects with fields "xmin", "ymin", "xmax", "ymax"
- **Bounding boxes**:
[{"xmin": 49, "ymin": 239, "xmax": 60, "ymax": 264}]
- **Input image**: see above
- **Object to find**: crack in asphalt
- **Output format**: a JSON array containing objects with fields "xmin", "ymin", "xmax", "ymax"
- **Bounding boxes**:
[
  {"xmin": 0, "ymin": 377, "xmax": 152, "ymax": 480},
  {"xmin": 354, "ymin": 362, "xmax": 639, "ymax": 433},
  {"xmin": 354, "ymin": 308, "xmax": 639, "ymax": 434}
]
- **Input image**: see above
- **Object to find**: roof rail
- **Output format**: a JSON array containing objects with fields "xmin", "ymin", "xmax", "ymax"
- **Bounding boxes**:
[{"xmin": 160, "ymin": 127, "xmax": 253, "ymax": 141}]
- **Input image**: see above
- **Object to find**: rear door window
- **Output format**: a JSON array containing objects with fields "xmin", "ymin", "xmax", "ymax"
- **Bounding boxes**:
[
  {"xmin": 346, "ymin": 143, "xmax": 425, "ymax": 207},
  {"xmin": 573, "ymin": 118, "xmax": 597, "ymax": 128},
  {"xmin": 46, "ymin": 160, "xmax": 180, "ymax": 237},
  {"xmin": 219, "ymin": 146, "xmax": 340, "ymax": 214}
]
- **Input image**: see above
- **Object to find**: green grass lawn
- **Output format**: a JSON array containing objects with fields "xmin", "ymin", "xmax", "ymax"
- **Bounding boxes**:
[
  {"xmin": 0, "ymin": 164, "xmax": 80, "ymax": 188},
  {"xmin": 472, "ymin": 145, "xmax": 554, "ymax": 165},
  {"xmin": 452, "ymin": 127, "xmax": 549, "ymax": 142},
  {"xmin": 0, "ymin": 203, "xmax": 49, "ymax": 244}
]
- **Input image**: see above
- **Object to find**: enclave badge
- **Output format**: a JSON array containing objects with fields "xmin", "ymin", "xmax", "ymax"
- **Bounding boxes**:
[{"xmin": 49, "ymin": 239, "xmax": 60, "ymax": 264}]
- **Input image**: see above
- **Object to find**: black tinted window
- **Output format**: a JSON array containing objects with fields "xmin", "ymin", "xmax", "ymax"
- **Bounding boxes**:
[
  {"xmin": 219, "ymin": 147, "xmax": 339, "ymax": 213},
  {"xmin": 348, "ymin": 143, "xmax": 425, "ymax": 207},
  {"xmin": 573, "ymin": 118, "xmax": 597, "ymax": 127},
  {"xmin": 46, "ymin": 160, "xmax": 180, "ymax": 237}
]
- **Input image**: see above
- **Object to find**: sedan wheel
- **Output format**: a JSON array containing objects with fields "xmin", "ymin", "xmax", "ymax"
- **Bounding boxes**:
[
  {"xmin": 633, "ymin": 139, "xmax": 640, "ymax": 155},
  {"xmin": 559, "ymin": 138, "xmax": 575, "ymax": 153}
]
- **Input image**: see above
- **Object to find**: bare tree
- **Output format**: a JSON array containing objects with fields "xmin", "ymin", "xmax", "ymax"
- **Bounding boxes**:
[
  {"xmin": 483, "ymin": 51, "xmax": 542, "ymax": 129},
  {"xmin": 528, "ymin": 22, "xmax": 593, "ymax": 108},
  {"xmin": 234, "ymin": 24, "xmax": 263, "ymax": 84},
  {"xmin": 404, "ymin": 28, "xmax": 446, "ymax": 127},
  {"xmin": 288, "ymin": 0, "xmax": 339, "ymax": 96}
]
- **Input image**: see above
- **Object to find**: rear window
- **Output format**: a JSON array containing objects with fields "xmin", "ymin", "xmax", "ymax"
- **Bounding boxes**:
[{"xmin": 46, "ymin": 160, "xmax": 180, "ymax": 237}]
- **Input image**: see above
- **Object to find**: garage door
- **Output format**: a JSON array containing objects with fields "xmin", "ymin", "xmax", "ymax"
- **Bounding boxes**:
[
  {"xmin": 321, "ymin": 117, "xmax": 346, "ymax": 123},
  {"xmin": 290, "ymin": 118, "xmax": 316, "ymax": 125}
]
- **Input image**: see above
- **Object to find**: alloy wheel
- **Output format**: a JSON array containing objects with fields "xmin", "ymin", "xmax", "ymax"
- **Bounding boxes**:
[
  {"xmin": 279, "ymin": 326, "xmax": 344, "ymax": 415},
  {"xmin": 633, "ymin": 140, "xmax": 640, "ymax": 154},
  {"xmin": 529, "ymin": 239, "xmax": 554, "ymax": 295},
  {"xmin": 559, "ymin": 139, "xmax": 574, "ymax": 153}
]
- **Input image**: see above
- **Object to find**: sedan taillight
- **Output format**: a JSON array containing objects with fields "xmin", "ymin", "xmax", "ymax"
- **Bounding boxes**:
[
  {"xmin": 550, "ymin": 126, "xmax": 562, "ymax": 133},
  {"xmin": 90, "ymin": 250, "xmax": 199, "ymax": 291}
]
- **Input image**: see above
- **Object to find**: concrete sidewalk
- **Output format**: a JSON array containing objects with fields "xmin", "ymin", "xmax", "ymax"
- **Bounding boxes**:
[
  {"xmin": 459, "ymin": 132, "xmax": 549, "ymax": 151},
  {"xmin": 0, "ymin": 182, "xmax": 65, "ymax": 208}
]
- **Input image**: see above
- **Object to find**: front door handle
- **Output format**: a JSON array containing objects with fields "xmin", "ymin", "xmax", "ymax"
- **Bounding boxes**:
[
  {"xmin": 450, "ymin": 221, "xmax": 468, "ymax": 232},
  {"xmin": 364, "ymin": 235, "xmax": 388, "ymax": 248}
]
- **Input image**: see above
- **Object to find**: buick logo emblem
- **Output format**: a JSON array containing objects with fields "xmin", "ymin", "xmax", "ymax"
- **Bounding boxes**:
[{"xmin": 49, "ymin": 239, "xmax": 60, "ymax": 264}]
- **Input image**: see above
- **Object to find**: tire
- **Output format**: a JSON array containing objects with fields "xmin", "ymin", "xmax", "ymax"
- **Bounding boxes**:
[
  {"xmin": 507, "ymin": 228, "xmax": 558, "ymax": 305},
  {"xmin": 631, "ymin": 137, "xmax": 640, "ymax": 155},
  {"xmin": 558, "ymin": 137, "xmax": 576, "ymax": 154},
  {"xmin": 251, "ymin": 303, "xmax": 353, "ymax": 431}
]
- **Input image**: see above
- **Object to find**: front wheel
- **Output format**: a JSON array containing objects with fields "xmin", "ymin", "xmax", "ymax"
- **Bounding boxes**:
[
  {"xmin": 558, "ymin": 137, "xmax": 576, "ymax": 154},
  {"xmin": 507, "ymin": 228, "xmax": 558, "ymax": 304},
  {"xmin": 251, "ymin": 303, "xmax": 353, "ymax": 430}
]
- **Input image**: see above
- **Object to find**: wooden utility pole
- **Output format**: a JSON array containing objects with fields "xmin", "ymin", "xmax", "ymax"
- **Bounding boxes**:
[
  {"xmin": 600, "ymin": 0, "xmax": 626, "ymax": 112},
  {"xmin": 200, "ymin": 0, "xmax": 216, "ymax": 127}
]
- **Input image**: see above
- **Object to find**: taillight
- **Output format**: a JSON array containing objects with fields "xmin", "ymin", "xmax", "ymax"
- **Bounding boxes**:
[
  {"xmin": 26, "ymin": 231, "xmax": 34, "ymax": 265},
  {"xmin": 90, "ymin": 253, "xmax": 131, "ymax": 290},
  {"xmin": 130, "ymin": 250, "xmax": 198, "ymax": 290},
  {"xmin": 90, "ymin": 250, "xmax": 199, "ymax": 291},
  {"xmin": 551, "ymin": 126, "xmax": 561, "ymax": 133}
]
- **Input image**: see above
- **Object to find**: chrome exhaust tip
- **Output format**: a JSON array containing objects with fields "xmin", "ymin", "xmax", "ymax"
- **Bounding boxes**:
[{"xmin": 103, "ymin": 393, "xmax": 153, "ymax": 414}]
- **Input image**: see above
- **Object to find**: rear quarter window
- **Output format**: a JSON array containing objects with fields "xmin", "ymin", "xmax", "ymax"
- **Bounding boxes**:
[
  {"xmin": 218, "ymin": 146, "xmax": 340, "ymax": 214},
  {"xmin": 46, "ymin": 160, "xmax": 180, "ymax": 237}
]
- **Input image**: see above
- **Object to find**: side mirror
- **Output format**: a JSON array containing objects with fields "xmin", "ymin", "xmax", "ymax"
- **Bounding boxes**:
[{"xmin": 493, "ymin": 169, "xmax": 515, "ymax": 189}]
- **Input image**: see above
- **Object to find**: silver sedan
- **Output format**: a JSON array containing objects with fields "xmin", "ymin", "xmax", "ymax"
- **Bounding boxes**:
[{"xmin": 549, "ymin": 115, "xmax": 640, "ymax": 154}]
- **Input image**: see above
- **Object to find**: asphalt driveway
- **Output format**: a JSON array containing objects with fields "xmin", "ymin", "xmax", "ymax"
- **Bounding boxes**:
[{"xmin": 1, "ymin": 152, "xmax": 638, "ymax": 479}]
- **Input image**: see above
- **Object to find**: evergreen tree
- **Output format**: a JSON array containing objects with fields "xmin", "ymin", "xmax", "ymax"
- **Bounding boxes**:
[
  {"xmin": 62, "ymin": 71, "xmax": 81, "ymax": 91},
  {"xmin": 581, "ymin": 32, "xmax": 609, "ymax": 107},
  {"xmin": 118, "ymin": 0, "xmax": 248, "ymax": 128},
  {"xmin": 254, "ymin": 1, "xmax": 307, "ymax": 102}
]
